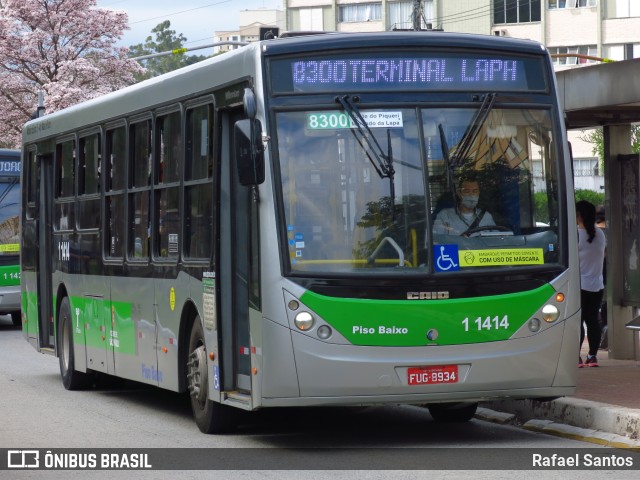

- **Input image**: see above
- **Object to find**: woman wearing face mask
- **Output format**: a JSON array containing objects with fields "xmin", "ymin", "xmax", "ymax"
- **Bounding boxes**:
[{"xmin": 432, "ymin": 174, "xmax": 496, "ymax": 236}]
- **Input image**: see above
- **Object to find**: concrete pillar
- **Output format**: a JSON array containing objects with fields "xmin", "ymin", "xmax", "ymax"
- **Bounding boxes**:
[{"xmin": 603, "ymin": 125, "xmax": 640, "ymax": 360}]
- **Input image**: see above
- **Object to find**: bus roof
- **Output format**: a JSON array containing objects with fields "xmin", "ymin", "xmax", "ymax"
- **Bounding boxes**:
[
  {"xmin": 22, "ymin": 43, "xmax": 263, "ymax": 143},
  {"xmin": 0, "ymin": 149, "xmax": 20, "ymax": 158},
  {"xmin": 22, "ymin": 31, "xmax": 548, "ymax": 144},
  {"xmin": 261, "ymin": 31, "xmax": 547, "ymax": 57}
]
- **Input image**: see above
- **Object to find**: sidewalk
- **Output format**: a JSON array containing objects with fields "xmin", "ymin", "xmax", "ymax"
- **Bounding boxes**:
[{"xmin": 479, "ymin": 347, "xmax": 640, "ymax": 449}]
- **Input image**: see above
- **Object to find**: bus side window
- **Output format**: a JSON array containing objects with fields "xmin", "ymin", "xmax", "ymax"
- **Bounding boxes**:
[
  {"xmin": 129, "ymin": 120, "xmax": 152, "ymax": 259},
  {"xmin": 25, "ymin": 150, "xmax": 37, "ymax": 220},
  {"xmin": 184, "ymin": 103, "xmax": 214, "ymax": 260},
  {"xmin": 79, "ymin": 134, "xmax": 101, "ymax": 196},
  {"xmin": 54, "ymin": 139, "xmax": 75, "ymax": 232},
  {"xmin": 105, "ymin": 126, "xmax": 126, "ymax": 258},
  {"xmin": 155, "ymin": 110, "xmax": 181, "ymax": 259}
]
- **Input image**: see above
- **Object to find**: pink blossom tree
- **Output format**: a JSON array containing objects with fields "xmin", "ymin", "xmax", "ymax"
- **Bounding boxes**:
[{"xmin": 0, "ymin": 0, "xmax": 144, "ymax": 147}]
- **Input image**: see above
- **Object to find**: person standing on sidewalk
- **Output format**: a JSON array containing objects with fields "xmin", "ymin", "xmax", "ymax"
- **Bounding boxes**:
[
  {"xmin": 577, "ymin": 200, "xmax": 606, "ymax": 367},
  {"xmin": 595, "ymin": 204, "xmax": 608, "ymax": 350}
]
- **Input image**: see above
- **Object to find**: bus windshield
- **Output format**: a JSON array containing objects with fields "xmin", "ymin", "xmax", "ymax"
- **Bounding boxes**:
[
  {"xmin": 276, "ymin": 106, "xmax": 560, "ymax": 274},
  {"xmin": 0, "ymin": 167, "xmax": 20, "ymax": 257}
]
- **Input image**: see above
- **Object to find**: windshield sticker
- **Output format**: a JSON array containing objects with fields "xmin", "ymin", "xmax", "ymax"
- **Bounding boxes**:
[
  {"xmin": 203, "ymin": 277, "xmax": 216, "ymax": 330},
  {"xmin": 434, "ymin": 244, "xmax": 460, "ymax": 272},
  {"xmin": 0, "ymin": 243, "xmax": 19, "ymax": 253},
  {"xmin": 435, "ymin": 245, "xmax": 544, "ymax": 269},
  {"xmin": 307, "ymin": 111, "xmax": 403, "ymax": 130},
  {"xmin": 460, "ymin": 248, "xmax": 545, "ymax": 267}
]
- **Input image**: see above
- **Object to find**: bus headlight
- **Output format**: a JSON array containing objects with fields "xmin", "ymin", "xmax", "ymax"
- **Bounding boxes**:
[
  {"xmin": 294, "ymin": 311, "xmax": 315, "ymax": 331},
  {"xmin": 542, "ymin": 304, "xmax": 559, "ymax": 323},
  {"xmin": 317, "ymin": 325, "xmax": 332, "ymax": 339},
  {"xmin": 528, "ymin": 318, "xmax": 541, "ymax": 332},
  {"xmin": 288, "ymin": 300, "xmax": 300, "ymax": 311}
]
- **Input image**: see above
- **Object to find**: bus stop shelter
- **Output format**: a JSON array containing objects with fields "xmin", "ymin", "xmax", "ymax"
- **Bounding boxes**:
[{"xmin": 556, "ymin": 58, "xmax": 640, "ymax": 360}]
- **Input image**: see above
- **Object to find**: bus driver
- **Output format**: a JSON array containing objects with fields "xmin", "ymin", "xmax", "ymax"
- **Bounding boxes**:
[{"xmin": 432, "ymin": 173, "xmax": 496, "ymax": 236}]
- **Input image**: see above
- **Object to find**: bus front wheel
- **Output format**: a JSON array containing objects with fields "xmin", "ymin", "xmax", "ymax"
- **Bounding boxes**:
[
  {"xmin": 187, "ymin": 317, "xmax": 236, "ymax": 434},
  {"xmin": 58, "ymin": 297, "xmax": 89, "ymax": 390},
  {"xmin": 427, "ymin": 402, "xmax": 478, "ymax": 422}
]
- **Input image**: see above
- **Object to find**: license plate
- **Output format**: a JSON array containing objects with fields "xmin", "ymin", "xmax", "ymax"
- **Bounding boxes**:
[{"xmin": 408, "ymin": 365, "xmax": 458, "ymax": 385}]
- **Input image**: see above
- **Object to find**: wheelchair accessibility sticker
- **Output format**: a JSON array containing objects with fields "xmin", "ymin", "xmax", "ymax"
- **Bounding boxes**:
[
  {"xmin": 434, "ymin": 244, "xmax": 460, "ymax": 272},
  {"xmin": 434, "ymin": 245, "xmax": 545, "ymax": 271},
  {"xmin": 213, "ymin": 365, "xmax": 220, "ymax": 391}
]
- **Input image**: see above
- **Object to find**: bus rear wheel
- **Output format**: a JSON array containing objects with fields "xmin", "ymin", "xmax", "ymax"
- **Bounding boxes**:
[
  {"xmin": 187, "ymin": 317, "xmax": 236, "ymax": 434},
  {"xmin": 427, "ymin": 402, "xmax": 478, "ymax": 422},
  {"xmin": 58, "ymin": 297, "xmax": 89, "ymax": 390},
  {"xmin": 10, "ymin": 311, "xmax": 21, "ymax": 327}
]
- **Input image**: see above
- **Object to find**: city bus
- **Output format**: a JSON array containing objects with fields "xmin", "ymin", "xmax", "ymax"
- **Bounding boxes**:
[
  {"xmin": 0, "ymin": 149, "xmax": 21, "ymax": 326},
  {"xmin": 20, "ymin": 32, "xmax": 579, "ymax": 433}
]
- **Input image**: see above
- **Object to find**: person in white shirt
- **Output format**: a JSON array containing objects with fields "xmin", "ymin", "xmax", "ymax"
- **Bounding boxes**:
[
  {"xmin": 576, "ymin": 200, "xmax": 606, "ymax": 367},
  {"xmin": 432, "ymin": 175, "xmax": 496, "ymax": 236}
]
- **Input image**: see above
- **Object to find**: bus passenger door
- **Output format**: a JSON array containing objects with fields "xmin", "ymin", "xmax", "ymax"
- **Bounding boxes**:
[
  {"xmin": 35, "ymin": 153, "xmax": 55, "ymax": 350},
  {"xmin": 218, "ymin": 106, "xmax": 256, "ymax": 396}
]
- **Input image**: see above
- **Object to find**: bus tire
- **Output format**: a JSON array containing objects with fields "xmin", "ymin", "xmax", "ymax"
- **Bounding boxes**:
[
  {"xmin": 58, "ymin": 297, "xmax": 89, "ymax": 390},
  {"xmin": 427, "ymin": 402, "xmax": 478, "ymax": 423},
  {"xmin": 11, "ymin": 311, "xmax": 21, "ymax": 327},
  {"xmin": 187, "ymin": 317, "xmax": 236, "ymax": 434}
]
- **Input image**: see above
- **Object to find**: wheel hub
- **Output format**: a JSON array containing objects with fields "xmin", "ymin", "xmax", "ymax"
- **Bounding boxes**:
[{"xmin": 187, "ymin": 345, "xmax": 208, "ymax": 403}]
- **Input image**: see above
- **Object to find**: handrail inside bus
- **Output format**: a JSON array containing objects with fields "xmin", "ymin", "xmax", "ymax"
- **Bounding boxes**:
[
  {"xmin": 294, "ymin": 258, "xmax": 412, "ymax": 267},
  {"xmin": 368, "ymin": 236, "xmax": 405, "ymax": 267}
]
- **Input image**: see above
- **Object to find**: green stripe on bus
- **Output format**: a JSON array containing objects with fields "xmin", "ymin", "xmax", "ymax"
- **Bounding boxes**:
[
  {"xmin": 68, "ymin": 296, "xmax": 135, "ymax": 354},
  {"xmin": 300, "ymin": 284, "xmax": 556, "ymax": 346},
  {"xmin": 0, "ymin": 264, "xmax": 20, "ymax": 286}
]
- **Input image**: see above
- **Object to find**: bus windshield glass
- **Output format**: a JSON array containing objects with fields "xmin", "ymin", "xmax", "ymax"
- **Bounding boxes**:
[
  {"xmin": 276, "ymin": 106, "xmax": 560, "ymax": 274},
  {"xmin": 0, "ymin": 158, "xmax": 20, "ymax": 257}
]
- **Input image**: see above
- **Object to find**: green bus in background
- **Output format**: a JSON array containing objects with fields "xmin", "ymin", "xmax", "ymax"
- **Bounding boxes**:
[{"xmin": 0, "ymin": 148, "xmax": 21, "ymax": 326}]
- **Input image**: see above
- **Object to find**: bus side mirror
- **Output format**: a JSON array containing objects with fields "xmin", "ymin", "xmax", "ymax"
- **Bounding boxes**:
[{"xmin": 234, "ymin": 119, "xmax": 265, "ymax": 186}]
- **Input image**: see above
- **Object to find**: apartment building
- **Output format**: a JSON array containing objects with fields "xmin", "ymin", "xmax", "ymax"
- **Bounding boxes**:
[
  {"xmin": 283, "ymin": 1, "xmax": 640, "ymax": 61},
  {"xmin": 213, "ymin": 8, "xmax": 285, "ymax": 54},
  {"xmin": 282, "ymin": 0, "xmax": 640, "ymax": 190}
]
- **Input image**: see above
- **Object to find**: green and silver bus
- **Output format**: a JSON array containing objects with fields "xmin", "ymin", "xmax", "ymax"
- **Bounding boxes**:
[
  {"xmin": 21, "ymin": 32, "xmax": 579, "ymax": 432},
  {"xmin": 0, "ymin": 149, "xmax": 21, "ymax": 326}
]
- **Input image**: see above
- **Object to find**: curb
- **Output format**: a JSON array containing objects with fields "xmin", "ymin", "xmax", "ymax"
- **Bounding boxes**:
[
  {"xmin": 477, "ymin": 398, "xmax": 640, "ymax": 449},
  {"xmin": 475, "ymin": 407, "xmax": 517, "ymax": 425},
  {"xmin": 483, "ymin": 397, "xmax": 640, "ymax": 438},
  {"xmin": 522, "ymin": 419, "xmax": 640, "ymax": 450}
]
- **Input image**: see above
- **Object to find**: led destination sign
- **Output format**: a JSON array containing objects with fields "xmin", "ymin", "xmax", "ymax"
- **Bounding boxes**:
[
  {"xmin": 0, "ymin": 160, "xmax": 20, "ymax": 176},
  {"xmin": 271, "ymin": 53, "xmax": 546, "ymax": 93}
]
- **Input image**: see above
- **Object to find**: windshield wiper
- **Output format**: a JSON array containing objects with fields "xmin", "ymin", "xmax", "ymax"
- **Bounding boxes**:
[
  {"xmin": 451, "ymin": 93, "xmax": 496, "ymax": 169},
  {"xmin": 437, "ymin": 93, "xmax": 496, "ymax": 212},
  {"xmin": 0, "ymin": 179, "xmax": 18, "ymax": 208},
  {"xmin": 335, "ymin": 95, "xmax": 394, "ymax": 180},
  {"xmin": 438, "ymin": 123, "xmax": 458, "ymax": 203},
  {"xmin": 337, "ymin": 94, "xmax": 397, "ymax": 219}
]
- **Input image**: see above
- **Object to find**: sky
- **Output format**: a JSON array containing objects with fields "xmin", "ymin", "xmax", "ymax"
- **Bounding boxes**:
[{"xmin": 97, "ymin": 0, "xmax": 284, "ymax": 52}]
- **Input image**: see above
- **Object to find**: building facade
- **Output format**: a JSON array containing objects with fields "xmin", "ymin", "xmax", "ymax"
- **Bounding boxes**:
[
  {"xmin": 281, "ymin": 0, "xmax": 640, "ymax": 191},
  {"xmin": 283, "ymin": 1, "xmax": 640, "ymax": 62},
  {"xmin": 213, "ymin": 8, "xmax": 285, "ymax": 54}
]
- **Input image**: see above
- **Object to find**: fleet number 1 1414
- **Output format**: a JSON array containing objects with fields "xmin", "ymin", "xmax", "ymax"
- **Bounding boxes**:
[{"xmin": 461, "ymin": 315, "xmax": 509, "ymax": 331}]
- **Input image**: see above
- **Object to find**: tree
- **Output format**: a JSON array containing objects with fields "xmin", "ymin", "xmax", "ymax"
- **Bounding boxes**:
[
  {"xmin": 0, "ymin": 0, "xmax": 144, "ymax": 148},
  {"xmin": 579, "ymin": 125, "xmax": 640, "ymax": 175},
  {"xmin": 128, "ymin": 20, "xmax": 208, "ymax": 81},
  {"xmin": 575, "ymin": 188, "xmax": 604, "ymax": 207}
]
